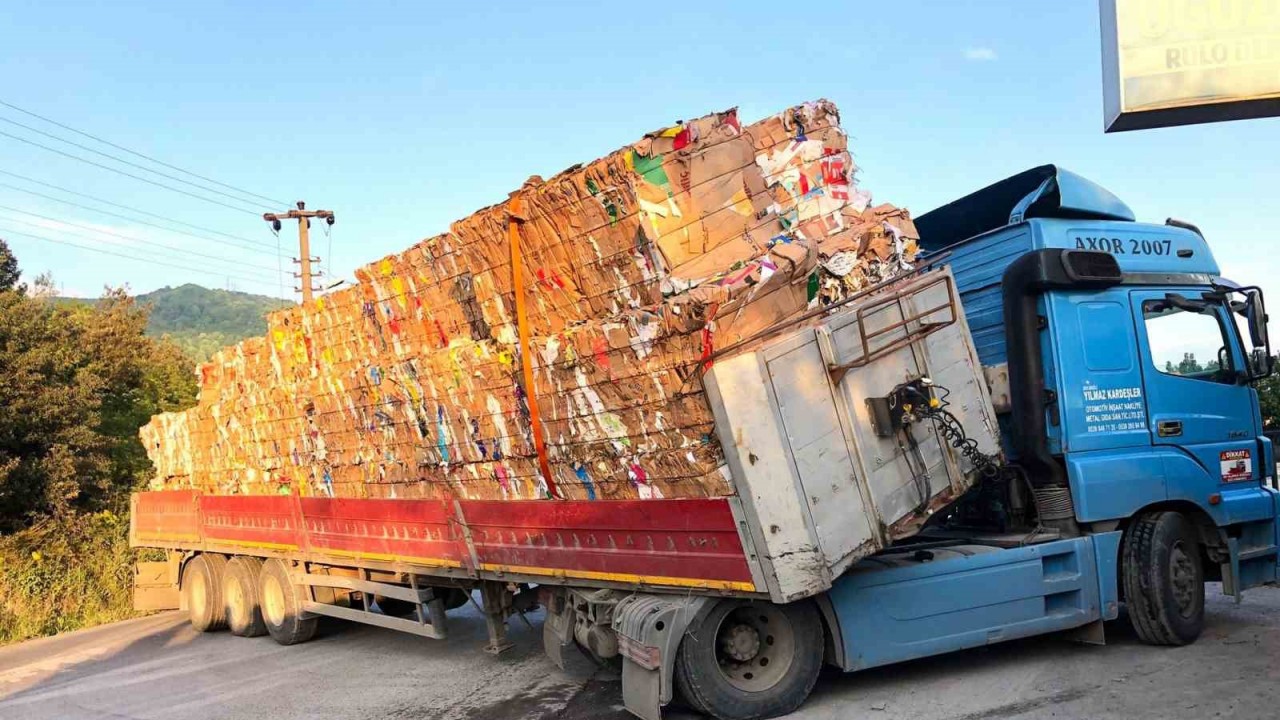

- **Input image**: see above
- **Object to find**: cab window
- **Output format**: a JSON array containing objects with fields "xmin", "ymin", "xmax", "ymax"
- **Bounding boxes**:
[{"xmin": 1142, "ymin": 299, "xmax": 1235, "ymax": 384}]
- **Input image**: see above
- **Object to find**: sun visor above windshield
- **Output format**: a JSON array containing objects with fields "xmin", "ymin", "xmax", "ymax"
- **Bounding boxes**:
[{"xmin": 916, "ymin": 165, "xmax": 1136, "ymax": 252}]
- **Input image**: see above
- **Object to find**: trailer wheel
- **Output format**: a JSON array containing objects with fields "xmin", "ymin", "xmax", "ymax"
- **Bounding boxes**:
[
  {"xmin": 674, "ymin": 600, "xmax": 823, "ymax": 720},
  {"xmin": 183, "ymin": 554, "xmax": 229, "ymax": 632},
  {"xmin": 1122, "ymin": 511, "xmax": 1205, "ymax": 645},
  {"xmin": 224, "ymin": 557, "xmax": 267, "ymax": 637},
  {"xmin": 258, "ymin": 558, "xmax": 318, "ymax": 646}
]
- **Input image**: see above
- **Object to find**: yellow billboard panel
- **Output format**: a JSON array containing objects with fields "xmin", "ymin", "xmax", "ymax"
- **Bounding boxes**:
[{"xmin": 1102, "ymin": 0, "xmax": 1280, "ymax": 131}]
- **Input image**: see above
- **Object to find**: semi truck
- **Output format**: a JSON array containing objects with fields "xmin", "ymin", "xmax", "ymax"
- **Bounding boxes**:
[{"xmin": 130, "ymin": 164, "xmax": 1278, "ymax": 720}]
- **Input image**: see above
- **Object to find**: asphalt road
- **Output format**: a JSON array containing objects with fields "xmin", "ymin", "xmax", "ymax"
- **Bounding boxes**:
[{"xmin": 2, "ymin": 584, "xmax": 1279, "ymax": 720}]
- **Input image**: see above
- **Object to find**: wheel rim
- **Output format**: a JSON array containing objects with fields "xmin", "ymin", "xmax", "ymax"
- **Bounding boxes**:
[
  {"xmin": 189, "ymin": 568, "xmax": 207, "ymax": 616},
  {"xmin": 263, "ymin": 574, "xmax": 287, "ymax": 627},
  {"xmin": 713, "ymin": 603, "xmax": 795, "ymax": 692},
  {"xmin": 226, "ymin": 574, "xmax": 245, "ymax": 623},
  {"xmin": 1169, "ymin": 540, "xmax": 1198, "ymax": 618}
]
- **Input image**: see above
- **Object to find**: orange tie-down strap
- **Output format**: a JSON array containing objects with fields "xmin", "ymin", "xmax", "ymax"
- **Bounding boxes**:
[{"xmin": 506, "ymin": 194, "xmax": 559, "ymax": 498}]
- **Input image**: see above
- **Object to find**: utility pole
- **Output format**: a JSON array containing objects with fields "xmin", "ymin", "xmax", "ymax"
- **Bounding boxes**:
[{"xmin": 264, "ymin": 201, "xmax": 334, "ymax": 304}]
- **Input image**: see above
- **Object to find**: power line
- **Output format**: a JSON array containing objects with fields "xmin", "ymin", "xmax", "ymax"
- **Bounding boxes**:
[
  {"xmin": 0, "ymin": 178, "xmax": 277, "ymax": 255},
  {"xmin": 274, "ymin": 224, "xmax": 286, "ymax": 301},
  {"xmin": 0, "ymin": 114, "xmax": 275, "ymax": 212},
  {"xmin": 0, "ymin": 98, "xmax": 288, "ymax": 207},
  {"xmin": 0, "ymin": 168, "xmax": 274, "ymax": 246},
  {"xmin": 0, "ymin": 225, "xmax": 286, "ymax": 289},
  {"xmin": 0, "ymin": 128, "xmax": 265, "ymax": 216},
  {"xmin": 0, "ymin": 206, "xmax": 288, "ymax": 279}
]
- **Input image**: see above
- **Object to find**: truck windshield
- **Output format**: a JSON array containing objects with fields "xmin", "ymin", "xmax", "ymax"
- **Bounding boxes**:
[{"xmin": 1142, "ymin": 300, "xmax": 1235, "ymax": 384}]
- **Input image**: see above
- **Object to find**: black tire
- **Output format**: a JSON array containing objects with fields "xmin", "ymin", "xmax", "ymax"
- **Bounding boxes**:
[
  {"xmin": 375, "ymin": 587, "xmax": 469, "ymax": 616},
  {"xmin": 674, "ymin": 600, "xmax": 824, "ymax": 720},
  {"xmin": 1122, "ymin": 511, "xmax": 1205, "ymax": 645},
  {"xmin": 437, "ymin": 586, "xmax": 471, "ymax": 611},
  {"xmin": 371, "ymin": 595, "xmax": 417, "ymax": 617},
  {"xmin": 258, "ymin": 558, "xmax": 319, "ymax": 646},
  {"xmin": 224, "ymin": 557, "xmax": 267, "ymax": 637},
  {"xmin": 183, "ymin": 554, "xmax": 229, "ymax": 632}
]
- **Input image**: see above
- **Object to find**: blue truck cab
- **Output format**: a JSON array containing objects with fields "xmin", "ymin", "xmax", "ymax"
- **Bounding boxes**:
[
  {"xmin": 626, "ymin": 166, "xmax": 1279, "ymax": 720},
  {"xmin": 821, "ymin": 165, "xmax": 1278, "ymax": 671}
]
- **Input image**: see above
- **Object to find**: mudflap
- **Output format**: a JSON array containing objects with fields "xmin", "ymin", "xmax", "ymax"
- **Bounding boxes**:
[
  {"xmin": 542, "ymin": 587, "xmax": 575, "ymax": 669},
  {"xmin": 612, "ymin": 594, "xmax": 714, "ymax": 720},
  {"xmin": 133, "ymin": 556, "xmax": 182, "ymax": 611}
]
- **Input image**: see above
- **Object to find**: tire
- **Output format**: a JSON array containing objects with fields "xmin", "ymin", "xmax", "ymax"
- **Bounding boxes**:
[
  {"xmin": 437, "ymin": 587, "xmax": 471, "ymax": 611},
  {"xmin": 674, "ymin": 600, "xmax": 824, "ymax": 720},
  {"xmin": 371, "ymin": 595, "xmax": 417, "ymax": 617},
  {"xmin": 224, "ymin": 557, "xmax": 267, "ymax": 637},
  {"xmin": 375, "ymin": 587, "xmax": 469, "ymax": 616},
  {"xmin": 183, "ymin": 554, "xmax": 229, "ymax": 632},
  {"xmin": 258, "ymin": 558, "xmax": 319, "ymax": 646},
  {"xmin": 1122, "ymin": 511, "xmax": 1205, "ymax": 645}
]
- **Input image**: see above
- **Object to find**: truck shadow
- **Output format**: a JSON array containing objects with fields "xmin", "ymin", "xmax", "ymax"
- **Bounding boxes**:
[
  {"xmin": 0, "ymin": 587, "xmax": 1249, "ymax": 720},
  {"xmin": 0, "ymin": 602, "xmax": 558, "ymax": 720},
  {"xmin": 557, "ymin": 603, "xmax": 1240, "ymax": 720}
]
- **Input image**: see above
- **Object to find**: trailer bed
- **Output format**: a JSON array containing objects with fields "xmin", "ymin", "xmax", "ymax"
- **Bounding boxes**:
[{"xmin": 130, "ymin": 491, "xmax": 761, "ymax": 594}]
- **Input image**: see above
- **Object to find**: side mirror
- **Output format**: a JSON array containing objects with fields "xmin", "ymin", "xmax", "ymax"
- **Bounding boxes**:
[
  {"xmin": 1247, "ymin": 289, "xmax": 1268, "ymax": 348},
  {"xmin": 1251, "ymin": 348, "xmax": 1270, "ymax": 379}
]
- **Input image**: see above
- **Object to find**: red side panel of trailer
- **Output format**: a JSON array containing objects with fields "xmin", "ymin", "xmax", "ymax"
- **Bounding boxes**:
[
  {"xmin": 461, "ymin": 498, "xmax": 754, "ymax": 587},
  {"xmin": 133, "ymin": 490, "xmax": 201, "ymax": 543},
  {"xmin": 300, "ymin": 497, "xmax": 465, "ymax": 569},
  {"xmin": 131, "ymin": 492, "xmax": 757, "ymax": 592},
  {"xmin": 201, "ymin": 495, "xmax": 303, "ymax": 551}
]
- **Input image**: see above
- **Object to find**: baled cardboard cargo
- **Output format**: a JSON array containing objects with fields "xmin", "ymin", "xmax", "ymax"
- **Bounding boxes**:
[{"xmin": 140, "ymin": 100, "xmax": 919, "ymax": 502}]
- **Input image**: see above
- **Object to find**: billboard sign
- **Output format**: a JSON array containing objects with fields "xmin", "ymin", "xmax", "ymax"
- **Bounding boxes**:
[{"xmin": 1101, "ymin": 0, "xmax": 1280, "ymax": 131}]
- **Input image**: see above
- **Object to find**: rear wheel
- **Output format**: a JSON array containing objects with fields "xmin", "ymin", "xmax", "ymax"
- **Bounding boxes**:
[
  {"xmin": 1122, "ymin": 511, "xmax": 1205, "ymax": 645},
  {"xmin": 224, "ymin": 557, "xmax": 267, "ymax": 637},
  {"xmin": 183, "ymin": 554, "xmax": 229, "ymax": 632},
  {"xmin": 674, "ymin": 600, "xmax": 823, "ymax": 720},
  {"xmin": 258, "ymin": 558, "xmax": 318, "ymax": 646}
]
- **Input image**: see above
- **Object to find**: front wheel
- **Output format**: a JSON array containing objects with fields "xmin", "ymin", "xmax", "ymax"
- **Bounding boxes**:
[
  {"xmin": 1122, "ymin": 511, "xmax": 1205, "ymax": 645},
  {"xmin": 673, "ymin": 600, "xmax": 824, "ymax": 720}
]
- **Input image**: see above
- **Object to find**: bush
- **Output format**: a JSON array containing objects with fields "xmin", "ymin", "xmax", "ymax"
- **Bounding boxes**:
[
  {"xmin": 0, "ymin": 246, "xmax": 206, "ymax": 644},
  {"xmin": 0, "ymin": 511, "xmax": 151, "ymax": 644}
]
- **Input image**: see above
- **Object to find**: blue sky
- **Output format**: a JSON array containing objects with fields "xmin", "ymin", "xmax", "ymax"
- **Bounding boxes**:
[{"xmin": 1, "ymin": 0, "xmax": 1276, "ymax": 302}]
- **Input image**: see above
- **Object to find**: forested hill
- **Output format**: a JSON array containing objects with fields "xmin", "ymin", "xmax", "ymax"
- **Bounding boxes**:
[
  {"xmin": 60, "ymin": 284, "xmax": 292, "ymax": 361},
  {"xmin": 136, "ymin": 284, "xmax": 292, "ymax": 361}
]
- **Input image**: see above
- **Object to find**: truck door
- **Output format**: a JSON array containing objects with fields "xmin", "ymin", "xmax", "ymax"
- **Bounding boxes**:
[{"xmin": 1130, "ymin": 288, "xmax": 1271, "ymax": 522}]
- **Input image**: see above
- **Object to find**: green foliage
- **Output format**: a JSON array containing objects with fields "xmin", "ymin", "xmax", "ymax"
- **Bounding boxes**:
[
  {"xmin": 53, "ymin": 284, "xmax": 289, "ymax": 362},
  {"xmin": 0, "ymin": 238, "xmax": 18, "ymax": 293},
  {"xmin": 137, "ymin": 284, "xmax": 291, "ymax": 361},
  {"xmin": 0, "ymin": 511, "xmax": 143, "ymax": 644},
  {"xmin": 1257, "ymin": 374, "xmax": 1280, "ymax": 430},
  {"xmin": 0, "ymin": 255, "xmax": 203, "ymax": 644},
  {"xmin": 0, "ymin": 289, "xmax": 197, "ymax": 530},
  {"xmin": 1163, "ymin": 353, "xmax": 1220, "ymax": 376}
]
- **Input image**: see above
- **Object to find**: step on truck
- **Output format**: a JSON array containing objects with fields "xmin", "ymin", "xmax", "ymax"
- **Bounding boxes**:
[{"xmin": 131, "ymin": 165, "xmax": 1279, "ymax": 720}]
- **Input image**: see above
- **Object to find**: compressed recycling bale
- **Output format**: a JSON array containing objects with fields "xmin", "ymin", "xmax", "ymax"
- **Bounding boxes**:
[{"xmin": 141, "ymin": 99, "xmax": 919, "ymax": 502}]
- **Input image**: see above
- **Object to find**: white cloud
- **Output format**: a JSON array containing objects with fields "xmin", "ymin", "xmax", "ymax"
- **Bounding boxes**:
[{"xmin": 964, "ymin": 47, "xmax": 998, "ymax": 62}]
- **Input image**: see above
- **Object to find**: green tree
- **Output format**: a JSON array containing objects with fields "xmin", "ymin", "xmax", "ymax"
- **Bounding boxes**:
[
  {"xmin": 0, "ymin": 282, "xmax": 196, "ymax": 531},
  {"xmin": 0, "ymin": 237, "xmax": 20, "ymax": 292},
  {"xmin": 0, "ymin": 243, "xmax": 203, "ymax": 642},
  {"xmin": 1177, "ymin": 352, "xmax": 1203, "ymax": 375},
  {"xmin": 1257, "ymin": 374, "xmax": 1280, "ymax": 430}
]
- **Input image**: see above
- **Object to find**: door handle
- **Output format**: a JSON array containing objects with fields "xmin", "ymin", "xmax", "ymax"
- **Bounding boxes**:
[{"xmin": 1157, "ymin": 420, "xmax": 1183, "ymax": 437}]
